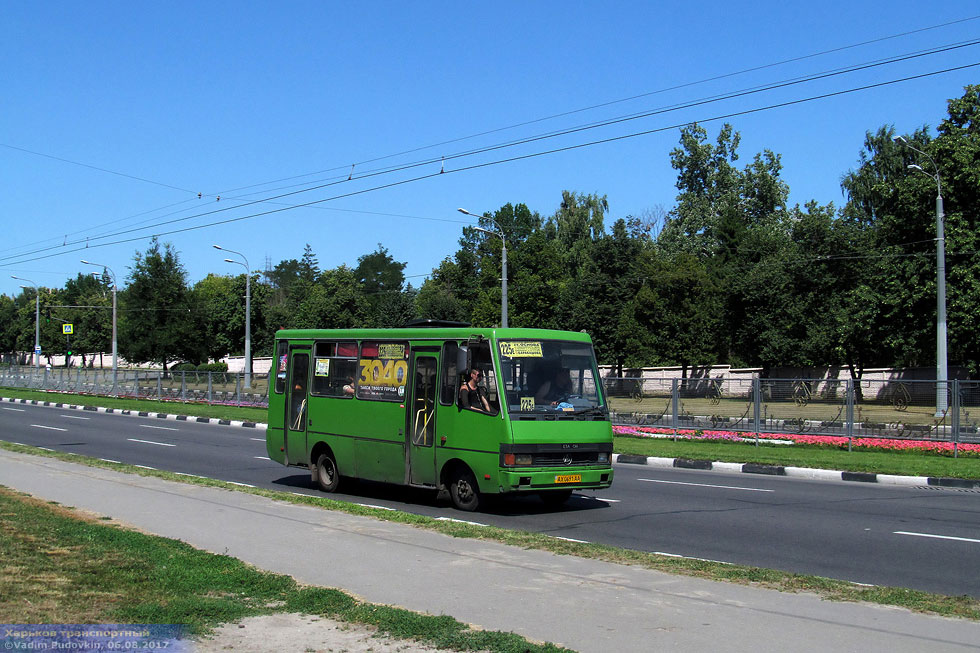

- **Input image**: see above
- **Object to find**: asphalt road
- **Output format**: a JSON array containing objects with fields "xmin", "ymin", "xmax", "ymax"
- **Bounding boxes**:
[{"xmin": 2, "ymin": 401, "xmax": 978, "ymax": 598}]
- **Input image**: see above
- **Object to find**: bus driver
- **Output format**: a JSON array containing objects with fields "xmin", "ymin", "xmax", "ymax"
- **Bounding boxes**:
[{"xmin": 459, "ymin": 368, "xmax": 492, "ymax": 413}]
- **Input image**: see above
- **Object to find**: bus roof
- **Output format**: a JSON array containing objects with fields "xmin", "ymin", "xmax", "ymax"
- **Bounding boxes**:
[{"xmin": 274, "ymin": 327, "xmax": 594, "ymax": 343}]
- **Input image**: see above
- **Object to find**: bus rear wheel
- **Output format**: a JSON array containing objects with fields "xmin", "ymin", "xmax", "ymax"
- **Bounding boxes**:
[
  {"xmin": 315, "ymin": 453, "xmax": 341, "ymax": 493},
  {"xmin": 539, "ymin": 489, "xmax": 572, "ymax": 506},
  {"xmin": 449, "ymin": 468, "xmax": 481, "ymax": 512}
]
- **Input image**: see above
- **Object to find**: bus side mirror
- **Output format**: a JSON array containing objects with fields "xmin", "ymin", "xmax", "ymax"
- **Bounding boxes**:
[{"xmin": 457, "ymin": 345, "xmax": 469, "ymax": 376}]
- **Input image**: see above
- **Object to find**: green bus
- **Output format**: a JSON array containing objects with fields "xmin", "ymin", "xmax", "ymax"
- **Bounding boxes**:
[{"xmin": 266, "ymin": 324, "xmax": 614, "ymax": 511}]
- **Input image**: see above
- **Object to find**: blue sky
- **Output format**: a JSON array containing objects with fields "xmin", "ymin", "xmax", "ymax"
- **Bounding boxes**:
[{"xmin": 2, "ymin": 1, "xmax": 978, "ymax": 298}]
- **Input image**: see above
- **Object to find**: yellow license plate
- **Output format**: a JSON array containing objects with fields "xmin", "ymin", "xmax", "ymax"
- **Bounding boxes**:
[{"xmin": 555, "ymin": 474, "xmax": 582, "ymax": 484}]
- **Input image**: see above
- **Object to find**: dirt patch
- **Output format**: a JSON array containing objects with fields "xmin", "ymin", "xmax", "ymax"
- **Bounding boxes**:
[{"xmin": 193, "ymin": 612, "xmax": 462, "ymax": 652}]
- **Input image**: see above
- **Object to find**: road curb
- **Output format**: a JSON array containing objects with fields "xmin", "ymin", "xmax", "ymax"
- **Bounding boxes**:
[
  {"xmin": 0, "ymin": 396, "xmax": 268, "ymax": 431},
  {"xmin": 611, "ymin": 452, "xmax": 979, "ymax": 488}
]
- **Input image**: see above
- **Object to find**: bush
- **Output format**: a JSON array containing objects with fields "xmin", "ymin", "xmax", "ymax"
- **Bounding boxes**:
[
  {"xmin": 197, "ymin": 362, "xmax": 229, "ymax": 373},
  {"xmin": 172, "ymin": 363, "xmax": 197, "ymax": 372}
]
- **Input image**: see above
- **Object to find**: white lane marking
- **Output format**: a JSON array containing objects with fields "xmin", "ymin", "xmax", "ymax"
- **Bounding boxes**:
[
  {"xmin": 60, "ymin": 414, "xmax": 90, "ymax": 420},
  {"xmin": 591, "ymin": 497, "xmax": 621, "ymax": 503},
  {"xmin": 37, "ymin": 446, "xmax": 54, "ymax": 451},
  {"xmin": 31, "ymin": 424, "xmax": 67, "ymax": 432},
  {"xmin": 291, "ymin": 492, "xmax": 317, "ymax": 497},
  {"xmin": 894, "ymin": 531, "xmax": 980, "ymax": 544},
  {"xmin": 638, "ymin": 478, "xmax": 774, "ymax": 493},
  {"xmin": 100, "ymin": 458, "xmax": 121, "ymax": 463},
  {"xmin": 653, "ymin": 551, "xmax": 733, "ymax": 565},
  {"xmin": 139, "ymin": 424, "xmax": 179, "ymax": 431},
  {"xmin": 554, "ymin": 536, "xmax": 590, "ymax": 543},
  {"xmin": 2, "ymin": 407, "xmax": 25, "ymax": 412},
  {"xmin": 254, "ymin": 456, "xmax": 271, "ymax": 460},
  {"xmin": 355, "ymin": 503, "xmax": 396, "ymax": 511},
  {"xmin": 127, "ymin": 438, "xmax": 176, "ymax": 447},
  {"xmin": 134, "ymin": 465, "xmax": 156, "ymax": 470},
  {"xmin": 435, "ymin": 517, "xmax": 486, "ymax": 526},
  {"xmin": 250, "ymin": 438, "xmax": 265, "ymax": 442},
  {"xmin": 227, "ymin": 481, "xmax": 255, "ymax": 488},
  {"xmin": 174, "ymin": 472, "xmax": 205, "ymax": 478}
]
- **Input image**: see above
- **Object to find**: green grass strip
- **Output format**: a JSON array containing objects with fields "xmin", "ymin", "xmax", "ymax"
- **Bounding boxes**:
[
  {"xmin": 2, "ymin": 441, "xmax": 978, "ymax": 622},
  {"xmin": 0, "ymin": 484, "xmax": 569, "ymax": 652}
]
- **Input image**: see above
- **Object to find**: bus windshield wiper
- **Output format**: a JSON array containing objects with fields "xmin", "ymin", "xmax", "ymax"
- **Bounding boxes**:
[{"xmin": 571, "ymin": 407, "xmax": 607, "ymax": 417}]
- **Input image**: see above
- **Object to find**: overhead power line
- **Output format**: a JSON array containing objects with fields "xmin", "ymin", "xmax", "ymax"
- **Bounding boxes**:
[
  {"xmin": 2, "ymin": 60, "xmax": 976, "ymax": 270},
  {"xmin": 3, "ymin": 15, "xmax": 977, "ymax": 263},
  {"xmin": 3, "ymin": 40, "xmax": 976, "ymax": 269}
]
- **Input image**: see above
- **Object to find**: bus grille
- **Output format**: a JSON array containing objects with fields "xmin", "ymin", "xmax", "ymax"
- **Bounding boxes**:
[{"xmin": 532, "ymin": 452, "xmax": 601, "ymax": 466}]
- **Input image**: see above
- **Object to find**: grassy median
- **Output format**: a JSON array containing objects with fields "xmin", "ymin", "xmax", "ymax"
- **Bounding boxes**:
[{"xmin": 0, "ymin": 484, "xmax": 570, "ymax": 652}]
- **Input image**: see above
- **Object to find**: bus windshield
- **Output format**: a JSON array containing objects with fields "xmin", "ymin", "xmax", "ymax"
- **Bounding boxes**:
[{"xmin": 497, "ymin": 339, "xmax": 606, "ymax": 416}]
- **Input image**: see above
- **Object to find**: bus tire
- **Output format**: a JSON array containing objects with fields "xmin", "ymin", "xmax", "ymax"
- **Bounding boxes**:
[
  {"xmin": 449, "ymin": 467, "xmax": 481, "ymax": 512},
  {"xmin": 315, "ymin": 453, "xmax": 341, "ymax": 493},
  {"xmin": 539, "ymin": 489, "xmax": 572, "ymax": 506}
]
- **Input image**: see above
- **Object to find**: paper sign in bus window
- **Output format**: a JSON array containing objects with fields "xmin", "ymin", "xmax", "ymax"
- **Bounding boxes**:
[
  {"xmin": 520, "ymin": 397, "xmax": 535, "ymax": 411},
  {"xmin": 500, "ymin": 341, "xmax": 543, "ymax": 358},
  {"xmin": 315, "ymin": 358, "xmax": 330, "ymax": 377}
]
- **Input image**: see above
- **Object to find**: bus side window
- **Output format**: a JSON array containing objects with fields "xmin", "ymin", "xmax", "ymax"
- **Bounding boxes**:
[
  {"xmin": 311, "ymin": 341, "xmax": 358, "ymax": 398},
  {"xmin": 441, "ymin": 341, "xmax": 459, "ymax": 405},
  {"xmin": 469, "ymin": 342, "xmax": 499, "ymax": 414},
  {"xmin": 274, "ymin": 341, "xmax": 289, "ymax": 394}
]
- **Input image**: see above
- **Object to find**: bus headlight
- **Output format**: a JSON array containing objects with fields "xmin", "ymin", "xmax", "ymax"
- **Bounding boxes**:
[
  {"xmin": 597, "ymin": 452, "xmax": 609, "ymax": 464},
  {"xmin": 503, "ymin": 453, "xmax": 534, "ymax": 466}
]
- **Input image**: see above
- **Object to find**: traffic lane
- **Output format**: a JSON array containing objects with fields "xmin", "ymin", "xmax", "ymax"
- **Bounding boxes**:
[
  {"xmin": 0, "ymin": 401, "xmax": 268, "ymax": 453},
  {"xmin": 0, "ymin": 404, "xmax": 274, "ymax": 483},
  {"xmin": 593, "ymin": 464, "xmax": 980, "ymax": 595}
]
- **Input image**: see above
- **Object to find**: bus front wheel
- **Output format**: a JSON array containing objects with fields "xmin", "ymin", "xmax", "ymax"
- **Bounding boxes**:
[
  {"xmin": 315, "ymin": 453, "xmax": 341, "ymax": 493},
  {"xmin": 449, "ymin": 468, "xmax": 481, "ymax": 512}
]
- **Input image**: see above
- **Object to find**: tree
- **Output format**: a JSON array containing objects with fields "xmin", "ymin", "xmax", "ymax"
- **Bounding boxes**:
[
  {"xmin": 0, "ymin": 294, "xmax": 17, "ymax": 357},
  {"xmin": 633, "ymin": 251, "xmax": 722, "ymax": 373},
  {"xmin": 353, "ymin": 244, "xmax": 414, "ymax": 327},
  {"xmin": 119, "ymin": 238, "xmax": 202, "ymax": 370}
]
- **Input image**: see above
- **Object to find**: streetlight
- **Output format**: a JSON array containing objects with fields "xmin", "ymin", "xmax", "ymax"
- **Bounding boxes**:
[
  {"xmin": 458, "ymin": 208, "xmax": 508, "ymax": 328},
  {"xmin": 80, "ymin": 261, "xmax": 118, "ymax": 395},
  {"xmin": 213, "ymin": 245, "xmax": 252, "ymax": 389},
  {"xmin": 11, "ymin": 276, "xmax": 39, "ymax": 370},
  {"xmin": 895, "ymin": 136, "xmax": 947, "ymax": 416}
]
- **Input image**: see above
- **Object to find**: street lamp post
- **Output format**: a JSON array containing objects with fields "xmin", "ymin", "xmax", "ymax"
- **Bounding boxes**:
[
  {"xmin": 457, "ymin": 208, "xmax": 508, "ymax": 328},
  {"xmin": 895, "ymin": 136, "xmax": 947, "ymax": 416},
  {"xmin": 80, "ymin": 261, "xmax": 118, "ymax": 395},
  {"xmin": 213, "ymin": 245, "xmax": 251, "ymax": 389},
  {"xmin": 11, "ymin": 276, "xmax": 40, "ymax": 370}
]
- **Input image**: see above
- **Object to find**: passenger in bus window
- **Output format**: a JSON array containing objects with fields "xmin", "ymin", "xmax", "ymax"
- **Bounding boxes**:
[{"xmin": 459, "ymin": 368, "xmax": 491, "ymax": 413}]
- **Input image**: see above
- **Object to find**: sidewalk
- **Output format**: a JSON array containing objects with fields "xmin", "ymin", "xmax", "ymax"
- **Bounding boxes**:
[{"xmin": 2, "ymin": 449, "xmax": 979, "ymax": 652}]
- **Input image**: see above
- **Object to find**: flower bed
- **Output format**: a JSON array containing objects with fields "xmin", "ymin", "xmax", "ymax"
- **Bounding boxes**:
[{"xmin": 613, "ymin": 425, "xmax": 980, "ymax": 458}]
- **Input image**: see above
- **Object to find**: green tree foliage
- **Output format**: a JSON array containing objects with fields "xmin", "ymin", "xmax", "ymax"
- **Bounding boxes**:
[
  {"xmin": 62, "ymin": 272, "xmax": 113, "ymax": 368},
  {"xmin": 9, "ymin": 87, "xmax": 980, "ymax": 378},
  {"xmin": 0, "ymin": 294, "xmax": 18, "ymax": 356},
  {"xmin": 119, "ymin": 238, "xmax": 202, "ymax": 370}
]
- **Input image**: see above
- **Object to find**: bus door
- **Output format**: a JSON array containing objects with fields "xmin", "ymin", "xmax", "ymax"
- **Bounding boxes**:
[
  {"xmin": 407, "ymin": 352, "xmax": 438, "ymax": 486},
  {"xmin": 284, "ymin": 349, "xmax": 310, "ymax": 466}
]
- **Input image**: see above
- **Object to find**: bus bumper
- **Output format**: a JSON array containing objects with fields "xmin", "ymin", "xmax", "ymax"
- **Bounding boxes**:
[{"xmin": 497, "ymin": 467, "xmax": 613, "ymax": 493}]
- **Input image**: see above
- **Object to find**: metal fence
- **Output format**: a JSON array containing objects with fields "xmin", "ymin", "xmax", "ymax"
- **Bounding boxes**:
[
  {"xmin": 0, "ymin": 365, "xmax": 270, "ymax": 408},
  {"xmin": 604, "ymin": 376, "xmax": 980, "ymax": 453}
]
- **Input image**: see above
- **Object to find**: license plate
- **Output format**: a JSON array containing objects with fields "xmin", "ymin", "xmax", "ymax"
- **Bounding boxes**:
[{"xmin": 555, "ymin": 474, "xmax": 581, "ymax": 484}]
